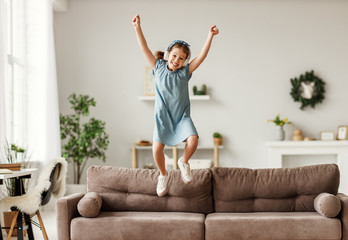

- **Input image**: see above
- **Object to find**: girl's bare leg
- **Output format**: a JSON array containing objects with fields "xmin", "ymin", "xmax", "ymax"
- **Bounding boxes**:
[
  {"xmin": 152, "ymin": 142, "xmax": 167, "ymax": 175},
  {"xmin": 182, "ymin": 135, "xmax": 199, "ymax": 164}
]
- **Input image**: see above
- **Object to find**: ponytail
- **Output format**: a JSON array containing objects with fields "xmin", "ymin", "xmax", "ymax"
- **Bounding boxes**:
[{"xmin": 154, "ymin": 51, "xmax": 164, "ymax": 60}]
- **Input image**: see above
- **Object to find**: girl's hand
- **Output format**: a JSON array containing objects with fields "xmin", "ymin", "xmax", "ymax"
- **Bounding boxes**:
[
  {"xmin": 209, "ymin": 25, "xmax": 219, "ymax": 37},
  {"xmin": 132, "ymin": 15, "xmax": 140, "ymax": 28}
]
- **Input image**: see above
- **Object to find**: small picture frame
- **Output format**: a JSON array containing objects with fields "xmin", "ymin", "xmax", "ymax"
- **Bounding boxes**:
[
  {"xmin": 144, "ymin": 67, "xmax": 155, "ymax": 96},
  {"xmin": 320, "ymin": 131, "xmax": 335, "ymax": 141},
  {"xmin": 337, "ymin": 126, "xmax": 348, "ymax": 140}
]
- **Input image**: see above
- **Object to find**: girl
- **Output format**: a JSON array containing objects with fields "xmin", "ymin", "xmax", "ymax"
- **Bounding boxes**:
[{"xmin": 132, "ymin": 14, "xmax": 219, "ymax": 197}]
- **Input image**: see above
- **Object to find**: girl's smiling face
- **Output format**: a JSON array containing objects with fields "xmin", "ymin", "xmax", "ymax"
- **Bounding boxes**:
[{"xmin": 167, "ymin": 47, "xmax": 187, "ymax": 71}]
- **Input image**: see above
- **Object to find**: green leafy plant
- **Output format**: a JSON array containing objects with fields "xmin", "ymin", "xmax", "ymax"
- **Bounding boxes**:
[
  {"xmin": 1, "ymin": 142, "xmax": 29, "ymax": 198},
  {"xmin": 213, "ymin": 132, "xmax": 222, "ymax": 138},
  {"xmin": 60, "ymin": 93, "xmax": 110, "ymax": 184},
  {"xmin": 267, "ymin": 114, "xmax": 292, "ymax": 126},
  {"xmin": 193, "ymin": 84, "xmax": 207, "ymax": 95},
  {"xmin": 11, "ymin": 144, "xmax": 17, "ymax": 151},
  {"xmin": 17, "ymin": 148, "xmax": 25, "ymax": 153},
  {"xmin": 2, "ymin": 142, "xmax": 29, "ymax": 163}
]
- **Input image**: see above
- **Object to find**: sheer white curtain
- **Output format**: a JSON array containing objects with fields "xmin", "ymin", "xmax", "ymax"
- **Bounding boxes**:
[
  {"xmin": 0, "ymin": 0, "xmax": 8, "ymax": 199},
  {"xmin": 1, "ymin": 0, "xmax": 61, "ymax": 164},
  {"xmin": 0, "ymin": 0, "xmax": 6, "ymax": 146},
  {"xmin": 25, "ymin": 0, "xmax": 61, "ymax": 163}
]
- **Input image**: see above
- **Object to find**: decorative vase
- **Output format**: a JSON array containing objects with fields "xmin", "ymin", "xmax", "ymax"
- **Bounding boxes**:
[
  {"xmin": 275, "ymin": 125, "xmax": 285, "ymax": 141},
  {"xmin": 292, "ymin": 129, "xmax": 304, "ymax": 141}
]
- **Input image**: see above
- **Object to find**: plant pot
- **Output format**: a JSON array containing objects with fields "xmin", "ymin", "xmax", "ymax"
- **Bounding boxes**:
[
  {"xmin": 275, "ymin": 125, "xmax": 285, "ymax": 141},
  {"xmin": 16, "ymin": 152, "xmax": 23, "ymax": 162},
  {"xmin": 3, "ymin": 211, "xmax": 27, "ymax": 236},
  {"xmin": 214, "ymin": 137, "xmax": 222, "ymax": 146}
]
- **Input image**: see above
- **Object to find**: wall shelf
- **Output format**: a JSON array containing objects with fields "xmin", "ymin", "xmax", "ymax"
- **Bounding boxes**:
[{"xmin": 138, "ymin": 95, "xmax": 211, "ymax": 101}]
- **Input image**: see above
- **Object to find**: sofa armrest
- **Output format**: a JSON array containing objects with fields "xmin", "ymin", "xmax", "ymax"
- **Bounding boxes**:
[
  {"xmin": 337, "ymin": 193, "xmax": 348, "ymax": 240},
  {"xmin": 57, "ymin": 193, "xmax": 85, "ymax": 240}
]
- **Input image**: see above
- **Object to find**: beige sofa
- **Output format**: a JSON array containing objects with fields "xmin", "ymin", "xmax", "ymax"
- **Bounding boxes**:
[{"xmin": 57, "ymin": 164, "xmax": 348, "ymax": 240}]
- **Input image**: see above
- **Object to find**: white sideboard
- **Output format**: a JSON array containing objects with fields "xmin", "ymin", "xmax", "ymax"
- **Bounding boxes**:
[{"xmin": 266, "ymin": 141, "xmax": 348, "ymax": 193}]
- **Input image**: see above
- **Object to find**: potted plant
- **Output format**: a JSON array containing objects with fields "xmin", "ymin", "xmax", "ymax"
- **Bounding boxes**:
[
  {"xmin": 267, "ymin": 113, "xmax": 293, "ymax": 141},
  {"xmin": 0, "ymin": 142, "xmax": 29, "ymax": 169},
  {"xmin": 11, "ymin": 144, "xmax": 17, "ymax": 161},
  {"xmin": 60, "ymin": 93, "xmax": 110, "ymax": 185},
  {"xmin": 16, "ymin": 147, "xmax": 25, "ymax": 162},
  {"xmin": 193, "ymin": 84, "xmax": 207, "ymax": 95},
  {"xmin": 213, "ymin": 132, "xmax": 222, "ymax": 146}
]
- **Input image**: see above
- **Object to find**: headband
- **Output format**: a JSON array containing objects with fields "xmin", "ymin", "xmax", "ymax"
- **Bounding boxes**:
[{"xmin": 163, "ymin": 40, "xmax": 191, "ymax": 66}]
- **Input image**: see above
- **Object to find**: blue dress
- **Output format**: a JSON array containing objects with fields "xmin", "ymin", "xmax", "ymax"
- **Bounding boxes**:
[{"xmin": 153, "ymin": 59, "xmax": 198, "ymax": 146}]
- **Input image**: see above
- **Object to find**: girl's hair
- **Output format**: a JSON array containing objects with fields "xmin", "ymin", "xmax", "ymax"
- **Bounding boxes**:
[
  {"xmin": 154, "ymin": 51, "xmax": 164, "ymax": 60},
  {"xmin": 154, "ymin": 43, "xmax": 190, "ymax": 60}
]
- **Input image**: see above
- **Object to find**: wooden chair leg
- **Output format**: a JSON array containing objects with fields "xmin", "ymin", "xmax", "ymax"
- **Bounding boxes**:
[
  {"xmin": 36, "ymin": 210, "xmax": 48, "ymax": 240},
  {"xmin": 6, "ymin": 211, "xmax": 19, "ymax": 240}
]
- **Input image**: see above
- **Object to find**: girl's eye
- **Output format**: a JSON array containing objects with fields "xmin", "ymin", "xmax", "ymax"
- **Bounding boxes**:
[{"xmin": 180, "ymin": 58, "xmax": 184, "ymax": 60}]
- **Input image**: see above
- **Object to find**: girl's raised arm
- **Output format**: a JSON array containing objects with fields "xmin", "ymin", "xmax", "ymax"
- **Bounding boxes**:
[
  {"xmin": 132, "ymin": 15, "xmax": 156, "ymax": 69},
  {"xmin": 189, "ymin": 25, "xmax": 219, "ymax": 74}
]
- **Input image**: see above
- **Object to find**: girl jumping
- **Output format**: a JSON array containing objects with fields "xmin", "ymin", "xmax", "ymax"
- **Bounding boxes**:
[{"xmin": 132, "ymin": 14, "xmax": 219, "ymax": 197}]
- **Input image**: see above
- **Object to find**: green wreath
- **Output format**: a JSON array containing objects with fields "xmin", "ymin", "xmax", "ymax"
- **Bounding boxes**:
[{"xmin": 290, "ymin": 70, "xmax": 325, "ymax": 110}]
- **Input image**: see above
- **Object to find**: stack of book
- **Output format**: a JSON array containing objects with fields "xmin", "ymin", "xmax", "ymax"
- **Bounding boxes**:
[{"xmin": 0, "ymin": 163, "xmax": 21, "ymax": 174}]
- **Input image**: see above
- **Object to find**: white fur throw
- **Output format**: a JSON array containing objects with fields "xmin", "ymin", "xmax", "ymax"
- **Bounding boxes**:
[{"xmin": 0, "ymin": 157, "xmax": 67, "ymax": 214}]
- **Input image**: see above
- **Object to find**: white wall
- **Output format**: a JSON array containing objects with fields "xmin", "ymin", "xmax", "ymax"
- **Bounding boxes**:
[{"xmin": 54, "ymin": 0, "xmax": 348, "ymax": 183}]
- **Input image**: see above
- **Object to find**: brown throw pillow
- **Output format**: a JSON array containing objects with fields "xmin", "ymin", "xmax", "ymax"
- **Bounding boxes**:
[
  {"xmin": 314, "ymin": 193, "xmax": 341, "ymax": 218},
  {"xmin": 77, "ymin": 192, "xmax": 102, "ymax": 218}
]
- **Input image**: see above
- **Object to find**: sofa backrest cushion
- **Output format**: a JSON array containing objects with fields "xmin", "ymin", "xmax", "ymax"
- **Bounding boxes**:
[
  {"xmin": 212, "ymin": 164, "xmax": 340, "ymax": 212},
  {"xmin": 87, "ymin": 166, "xmax": 213, "ymax": 214}
]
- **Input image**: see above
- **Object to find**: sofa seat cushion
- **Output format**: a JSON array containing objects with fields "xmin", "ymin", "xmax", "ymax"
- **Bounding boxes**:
[
  {"xmin": 205, "ymin": 212, "xmax": 341, "ymax": 240},
  {"xmin": 71, "ymin": 211, "xmax": 205, "ymax": 240}
]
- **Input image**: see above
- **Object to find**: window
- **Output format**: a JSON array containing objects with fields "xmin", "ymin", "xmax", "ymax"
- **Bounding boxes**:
[{"xmin": 5, "ymin": 0, "xmax": 27, "ymax": 145}]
